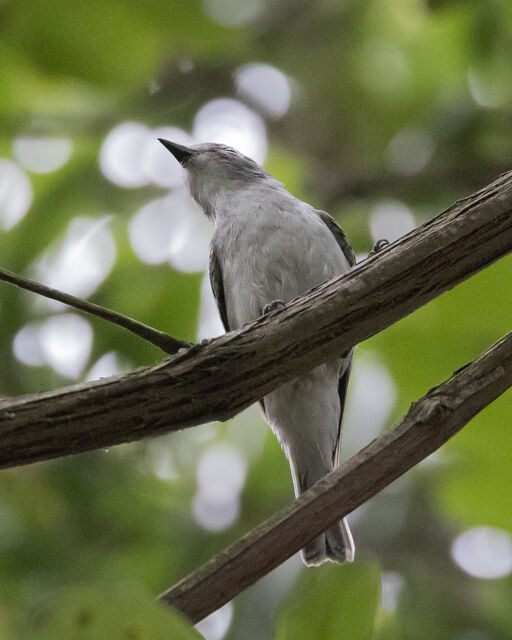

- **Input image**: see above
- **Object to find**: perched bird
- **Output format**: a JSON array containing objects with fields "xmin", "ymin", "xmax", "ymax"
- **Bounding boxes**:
[{"xmin": 159, "ymin": 139, "xmax": 355, "ymax": 566}]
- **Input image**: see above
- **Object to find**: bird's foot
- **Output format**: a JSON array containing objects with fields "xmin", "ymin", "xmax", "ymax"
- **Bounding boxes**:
[
  {"xmin": 263, "ymin": 299, "xmax": 286, "ymax": 315},
  {"xmin": 369, "ymin": 238, "xmax": 390, "ymax": 256}
]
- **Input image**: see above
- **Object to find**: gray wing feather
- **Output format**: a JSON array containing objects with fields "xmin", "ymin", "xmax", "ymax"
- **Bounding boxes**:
[
  {"xmin": 333, "ymin": 356, "xmax": 352, "ymax": 466},
  {"xmin": 209, "ymin": 243, "xmax": 269, "ymax": 418},
  {"xmin": 208, "ymin": 244, "xmax": 230, "ymax": 332},
  {"xmin": 317, "ymin": 210, "xmax": 356, "ymax": 267},
  {"xmin": 315, "ymin": 209, "xmax": 355, "ymax": 462}
]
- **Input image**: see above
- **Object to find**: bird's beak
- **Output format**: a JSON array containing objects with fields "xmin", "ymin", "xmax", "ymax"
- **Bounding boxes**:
[{"xmin": 158, "ymin": 138, "xmax": 195, "ymax": 165}]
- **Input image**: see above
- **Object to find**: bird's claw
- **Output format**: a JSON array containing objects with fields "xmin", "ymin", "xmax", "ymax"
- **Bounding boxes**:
[
  {"xmin": 369, "ymin": 238, "xmax": 390, "ymax": 256},
  {"xmin": 263, "ymin": 300, "xmax": 286, "ymax": 315}
]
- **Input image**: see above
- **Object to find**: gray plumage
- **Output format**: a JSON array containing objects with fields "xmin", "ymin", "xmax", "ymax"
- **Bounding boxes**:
[{"xmin": 159, "ymin": 139, "xmax": 355, "ymax": 566}]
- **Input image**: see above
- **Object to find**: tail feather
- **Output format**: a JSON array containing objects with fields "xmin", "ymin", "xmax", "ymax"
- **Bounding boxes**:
[
  {"xmin": 302, "ymin": 517, "xmax": 354, "ymax": 567},
  {"xmin": 292, "ymin": 458, "xmax": 355, "ymax": 566}
]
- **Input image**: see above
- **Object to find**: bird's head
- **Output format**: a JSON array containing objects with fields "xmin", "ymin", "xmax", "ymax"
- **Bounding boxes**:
[{"xmin": 158, "ymin": 139, "xmax": 270, "ymax": 216}]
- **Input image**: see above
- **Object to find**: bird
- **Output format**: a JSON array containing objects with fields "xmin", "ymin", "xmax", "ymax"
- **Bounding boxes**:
[{"xmin": 159, "ymin": 138, "xmax": 355, "ymax": 566}]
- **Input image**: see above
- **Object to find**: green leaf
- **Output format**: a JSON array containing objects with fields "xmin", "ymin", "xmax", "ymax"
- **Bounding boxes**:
[
  {"xmin": 274, "ymin": 562, "xmax": 381, "ymax": 640},
  {"xmin": 32, "ymin": 584, "xmax": 201, "ymax": 640}
]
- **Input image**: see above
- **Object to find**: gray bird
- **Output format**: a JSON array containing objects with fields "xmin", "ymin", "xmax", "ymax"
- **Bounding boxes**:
[{"xmin": 159, "ymin": 138, "xmax": 355, "ymax": 566}]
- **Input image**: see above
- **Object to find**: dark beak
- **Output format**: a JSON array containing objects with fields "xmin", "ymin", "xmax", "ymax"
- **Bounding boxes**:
[{"xmin": 158, "ymin": 138, "xmax": 195, "ymax": 165}]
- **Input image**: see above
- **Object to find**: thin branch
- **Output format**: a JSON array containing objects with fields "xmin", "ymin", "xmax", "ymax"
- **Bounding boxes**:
[
  {"xmin": 159, "ymin": 331, "xmax": 512, "ymax": 622},
  {"xmin": 0, "ymin": 266, "xmax": 190, "ymax": 354},
  {"xmin": 0, "ymin": 170, "xmax": 511, "ymax": 469}
]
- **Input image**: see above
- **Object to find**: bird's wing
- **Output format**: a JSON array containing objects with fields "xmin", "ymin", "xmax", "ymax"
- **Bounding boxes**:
[
  {"xmin": 316, "ymin": 210, "xmax": 356, "ymax": 267},
  {"xmin": 209, "ymin": 242, "xmax": 269, "ymax": 419},
  {"xmin": 314, "ymin": 210, "xmax": 355, "ymax": 463},
  {"xmin": 333, "ymin": 356, "xmax": 352, "ymax": 466},
  {"xmin": 208, "ymin": 243, "xmax": 230, "ymax": 332}
]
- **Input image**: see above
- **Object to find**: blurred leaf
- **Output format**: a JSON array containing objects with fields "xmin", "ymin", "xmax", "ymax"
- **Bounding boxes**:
[
  {"xmin": 274, "ymin": 562, "xmax": 380, "ymax": 640},
  {"xmin": 31, "ymin": 584, "xmax": 201, "ymax": 640},
  {"xmin": 1, "ymin": 1, "xmax": 512, "ymax": 638},
  {"xmin": 434, "ymin": 390, "xmax": 512, "ymax": 531}
]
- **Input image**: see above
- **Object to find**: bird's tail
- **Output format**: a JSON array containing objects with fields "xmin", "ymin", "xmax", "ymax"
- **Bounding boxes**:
[
  {"xmin": 302, "ymin": 517, "xmax": 354, "ymax": 567},
  {"xmin": 292, "ymin": 461, "xmax": 355, "ymax": 567}
]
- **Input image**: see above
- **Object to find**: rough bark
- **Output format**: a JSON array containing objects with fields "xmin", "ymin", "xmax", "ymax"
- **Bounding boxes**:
[
  {"xmin": 159, "ymin": 331, "xmax": 512, "ymax": 622},
  {"xmin": 0, "ymin": 170, "xmax": 511, "ymax": 469}
]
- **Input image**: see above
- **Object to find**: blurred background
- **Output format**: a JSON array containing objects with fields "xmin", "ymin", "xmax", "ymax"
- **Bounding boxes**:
[{"xmin": 0, "ymin": 0, "xmax": 511, "ymax": 638}]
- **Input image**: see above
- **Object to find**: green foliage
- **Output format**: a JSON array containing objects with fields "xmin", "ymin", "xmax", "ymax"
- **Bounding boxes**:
[
  {"xmin": 1, "ymin": 0, "xmax": 511, "ymax": 638},
  {"xmin": 30, "ymin": 585, "xmax": 201, "ymax": 640},
  {"xmin": 275, "ymin": 562, "xmax": 380, "ymax": 640}
]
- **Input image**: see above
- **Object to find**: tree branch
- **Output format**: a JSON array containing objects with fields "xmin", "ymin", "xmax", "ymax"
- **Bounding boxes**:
[
  {"xmin": 158, "ymin": 331, "xmax": 512, "ymax": 623},
  {"xmin": 0, "ymin": 170, "xmax": 511, "ymax": 469},
  {"xmin": 0, "ymin": 266, "xmax": 190, "ymax": 354}
]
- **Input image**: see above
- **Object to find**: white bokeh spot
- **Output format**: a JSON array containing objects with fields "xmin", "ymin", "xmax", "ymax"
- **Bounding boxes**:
[
  {"xmin": 468, "ymin": 69, "xmax": 509, "ymax": 109},
  {"xmin": 85, "ymin": 351, "xmax": 124, "ymax": 382},
  {"xmin": 197, "ymin": 272, "xmax": 225, "ymax": 340},
  {"xmin": 193, "ymin": 98, "xmax": 267, "ymax": 164},
  {"xmin": 203, "ymin": 0, "xmax": 264, "ymax": 27},
  {"xmin": 143, "ymin": 127, "xmax": 192, "ymax": 189},
  {"xmin": 130, "ymin": 190, "xmax": 211, "ymax": 273},
  {"xmin": 0, "ymin": 159, "xmax": 33, "ymax": 230},
  {"xmin": 193, "ymin": 444, "xmax": 247, "ymax": 531},
  {"xmin": 343, "ymin": 352, "xmax": 397, "ymax": 458},
  {"xmin": 195, "ymin": 602, "xmax": 233, "ymax": 640},
  {"xmin": 369, "ymin": 201, "xmax": 416, "ymax": 244},
  {"xmin": 386, "ymin": 128, "xmax": 434, "ymax": 176},
  {"xmin": 35, "ymin": 216, "xmax": 116, "ymax": 304},
  {"xmin": 13, "ymin": 136, "xmax": 73, "ymax": 174},
  {"xmin": 381, "ymin": 572, "xmax": 405, "ymax": 613},
  {"xmin": 39, "ymin": 314, "xmax": 93, "ymax": 379},
  {"xmin": 452, "ymin": 526, "xmax": 512, "ymax": 579},
  {"xmin": 13, "ymin": 322, "xmax": 46, "ymax": 367},
  {"xmin": 100, "ymin": 122, "xmax": 151, "ymax": 188},
  {"xmin": 235, "ymin": 63, "xmax": 292, "ymax": 119}
]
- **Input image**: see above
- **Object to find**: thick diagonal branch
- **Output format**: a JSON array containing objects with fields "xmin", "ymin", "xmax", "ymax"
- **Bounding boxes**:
[
  {"xmin": 0, "ymin": 170, "xmax": 511, "ymax": 469},
  {"xmin": 159, "ymin": 331, "xmax": 512, "ymax": 623}
]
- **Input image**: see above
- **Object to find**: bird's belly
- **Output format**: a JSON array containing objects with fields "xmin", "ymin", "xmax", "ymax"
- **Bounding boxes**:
[{"xmin": 263, "ymin": 358, "xmax": 343, "ymax": 462}]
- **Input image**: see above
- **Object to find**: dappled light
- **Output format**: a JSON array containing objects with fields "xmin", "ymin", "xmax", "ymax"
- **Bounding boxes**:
[
  {"xmin": 193, "ymin": 444, "xmax": 247, "ymax": 531},
  {"xmin": 13, "ymin": 136, "xmax": 73, "ymax": 174},
  {"xmin": 343, "ymin": 352, "xmax": 397, "ymax": 458},
  {"xmin": 0, "ymin": 159, "xmax": 32, "ymax": 230},
  {"xmin": 100, "ymin": 122, "xmax": 152, "ymax": 188},
  {"xmin": 1, "ymin": 1, "xmax": 511, "ymax": 638},
  {"xmin": 13, "ymin": 322, "xmax": 46, "ymax": 367},
  {"xmin": 358, "ymin": 40, "xmax": 409, "ymax": 97},
  {"xmin": 34, "ymin": 215, "xmax": 116, "ymax": 303},
  {"xmin": 39, "ymin": 314, "xmax": 93, "ymax": 379},
  {"xmin": 235, "ymin": 63, "xmax": 292, "ymax": 119},
  {"xmin": 14, "ymin": 314, "xmax": 93, "ymax": 379},
  {"xmin": 85, "ymin": 351, "xmax": 124, "ymax": 382},
  {"xmin": 193, "ymin": 98, "xmax": 267, "ymax": 164},
  {"xmin": 451, "ymin": 527, "xmax": 512, "ymax": 580},
  {"xmin": 129, "ymin": 195, "xmax": 178, "ymax": 265},
  {"xmin": 381, "ymin": 571, "xmax": 405, "ymax": 613},
  {"xmin": 146, "ymin": 442, "xmax": 179, "ymax": 482},
  {"xmin": 195, "ymin": 602, "xmax": 233, "ymax": 640},
  {"xmin": 143, "ymin": 126, "xmax": 192, "ymax": 189},
  {"xmin": 369, "ymin": 201, "xmax": 416, "ymax": 244},
  {"xmin": 129, "ymin": 189, "xmax": 211, "ymax": 273},
  {"xmin": 197, "ymin": 272, "xmax": 226, "ymax": 339},
  {"xmin": 468, "ymin": 69, "xmax": 510, "ymax": 109},
  {"xmin": 202, "ymin": 0, "xmax": 264, "ymax": 27},
  {"xmin": 386, "ymin": 128, "xmax": 435, "ymax": 176}
]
